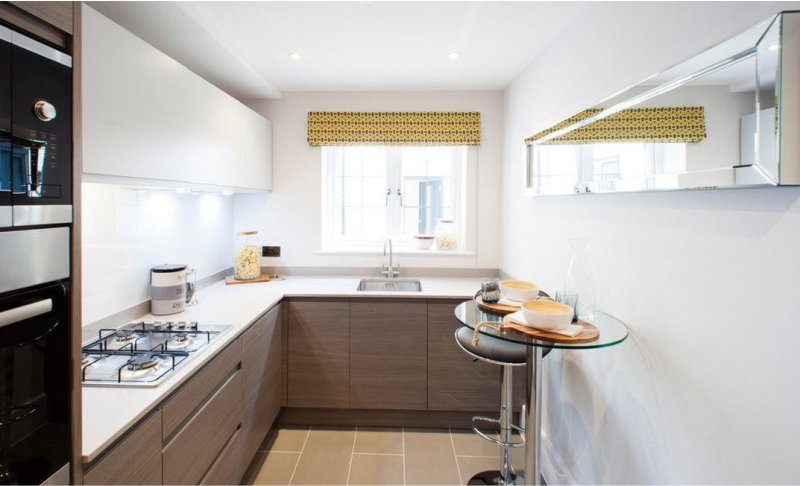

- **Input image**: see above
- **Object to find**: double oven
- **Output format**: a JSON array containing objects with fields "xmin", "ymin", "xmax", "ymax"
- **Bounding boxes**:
[{"xmin": 0, "ymin": 24, "xmax": 73, "ymax": 485}]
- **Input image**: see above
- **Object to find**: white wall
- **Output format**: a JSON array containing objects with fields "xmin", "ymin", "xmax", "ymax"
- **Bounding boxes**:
[
  {"xmin": 237, "ymin": 91, "xmax": 504, "ymax": 269},
  {"xmin": 503, "ymin": 2, "xmax": 800, "ymax": 483},
  {"xmin": 82, "ymin": 183, "xmax": 234, "ymax": 325}
]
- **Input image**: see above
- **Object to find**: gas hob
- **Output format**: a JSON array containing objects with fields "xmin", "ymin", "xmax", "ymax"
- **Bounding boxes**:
[{"xmin": 81, "ymin": 321, "xmax": 232, "ymax": 387}]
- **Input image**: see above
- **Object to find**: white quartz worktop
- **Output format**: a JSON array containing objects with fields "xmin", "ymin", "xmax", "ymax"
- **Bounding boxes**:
[{"xmin": 81, "ymin": 275, "xmax": 479, "ymax": 463}]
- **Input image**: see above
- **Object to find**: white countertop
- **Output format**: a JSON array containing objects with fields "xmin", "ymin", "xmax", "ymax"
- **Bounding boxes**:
[{"xmin": 81, "ymin": 275, "xmax": 479, "ymax": 463}]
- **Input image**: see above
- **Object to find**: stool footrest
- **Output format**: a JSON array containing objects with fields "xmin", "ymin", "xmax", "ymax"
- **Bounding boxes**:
[{"xmin": 470, "ymin": 416, "xmax": 526, "ymax": 448}]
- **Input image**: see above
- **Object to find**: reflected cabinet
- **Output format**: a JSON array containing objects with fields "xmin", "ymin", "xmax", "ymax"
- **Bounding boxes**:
[{"xmin": 525, "ymin": 11, "xmax": 800, "ymax": 195}]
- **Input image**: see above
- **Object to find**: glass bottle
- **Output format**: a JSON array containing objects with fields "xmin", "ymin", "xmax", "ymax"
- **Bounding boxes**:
[
  {"xmin": 434, "ymin": 219, "xmax": 458, "ymax": 251},
  {"xmin": 563, "ymin": 238, "xmax": 596, "ymax": 322},
  {"xmin": 234, "ymin": 231, "xmax": 261, "ymax": 280}
]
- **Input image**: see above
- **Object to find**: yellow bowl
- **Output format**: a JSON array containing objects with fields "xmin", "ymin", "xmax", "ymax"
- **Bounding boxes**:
[
  {"xmin": 521, "ymin": 300, "xmax": 573, "ymax": 330},
  {"xmin": 499, "ymin": 280, "xmax": 539, "ymax": 302}
]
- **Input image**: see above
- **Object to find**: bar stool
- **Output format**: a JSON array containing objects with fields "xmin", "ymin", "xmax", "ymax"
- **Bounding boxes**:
[{"xmin": 454, "ymin": 326, "xmax": 527, "ymax": 485}]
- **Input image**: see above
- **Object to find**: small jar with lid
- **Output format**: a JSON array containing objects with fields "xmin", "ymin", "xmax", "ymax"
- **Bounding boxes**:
[
  {"xmin": 234, "ymin": 231, "xmax": 261, "ymax": 280},
  {"xmin": 434, "ymin": 219, "xmax": 458, "ymax": 251}
]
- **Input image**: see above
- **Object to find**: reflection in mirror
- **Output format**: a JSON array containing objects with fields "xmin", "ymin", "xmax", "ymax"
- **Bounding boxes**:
[{"xmin": 525, "ymin": 14, "xmax": 790, "ymax": 195}]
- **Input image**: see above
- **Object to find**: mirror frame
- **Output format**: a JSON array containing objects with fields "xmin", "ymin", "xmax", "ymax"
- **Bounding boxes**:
[{"xmin": 524, "ymin": 11, "xmax": 799, "ymax": 196}]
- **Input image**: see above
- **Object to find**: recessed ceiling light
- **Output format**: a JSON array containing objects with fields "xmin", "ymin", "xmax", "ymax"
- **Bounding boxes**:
[
  {"xmin": 448, "ymin": 51, "xmax": 462, "ymax": 61},
  {"xmin": 289, "ymin": 51, "xmax": 303, "ymax": 61}
]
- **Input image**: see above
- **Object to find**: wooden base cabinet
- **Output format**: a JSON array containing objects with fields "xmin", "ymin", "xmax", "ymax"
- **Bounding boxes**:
[
  {"xmin": 241, "ymin": 304, "xmax": 282, "ymax": 464},
  {"xmin": 287, "ymin": 300, "xmax": 350, "ymax": 408},
  {"xmin": 350, "ymin": 300, "xmax": 427, "ymax": 410},
  {"xmin": 83, "ymin": 410, "xmax": 162, "ymax": 486},
  {"xmin": 427, "ymin": 300, "xmax": 501, "ymax": 412}
]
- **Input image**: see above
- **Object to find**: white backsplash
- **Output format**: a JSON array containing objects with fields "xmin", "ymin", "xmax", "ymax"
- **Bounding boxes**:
[{"xmin": 81, "ymin": 182, "xmax": 234, "ymax": 326}]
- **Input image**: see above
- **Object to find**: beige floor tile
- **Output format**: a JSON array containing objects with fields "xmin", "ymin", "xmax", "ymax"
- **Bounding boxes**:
[
  {"xmin": 252, "ymin": 451, "xmax": 301, "ymax": 485},
  {"xmin": 347, "ymin": 454, "xmax": 404, "ymax": 485},
  {"xmin": 353, "ymin": 427, "xmax": 403, "ymax": 455},
  {"xmin": 267, "ymin": 426, "xmax": 311, "ymax": 452},
  {"xmin": 290, "ymin": 427, "xmax": 356, "ymax": 485},
  {"xmin": 456, "ymin": 456, "xmax": 501, "ymax": 486},
  {"xmin": 450, "ymin": 429, "xmax": 501, "ymax": 457},
  {"xmin": 403, "ymin": 428, "xmax": 461, "ymax": 485}
]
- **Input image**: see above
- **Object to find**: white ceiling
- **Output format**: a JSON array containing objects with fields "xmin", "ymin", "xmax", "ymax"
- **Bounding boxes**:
[{"xmin": 88, "ymin": 1, "xmax": 589, "ymax": 100}]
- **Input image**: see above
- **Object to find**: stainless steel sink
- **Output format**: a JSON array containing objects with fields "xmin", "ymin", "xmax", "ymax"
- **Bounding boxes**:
[{"xmin": 356, "ymin": 278, "xmax": 422, "ymax": 292}]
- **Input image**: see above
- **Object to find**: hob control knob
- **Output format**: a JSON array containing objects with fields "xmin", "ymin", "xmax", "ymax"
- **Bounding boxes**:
[{"xmin": 33, "ymin": 100, "xmax": 56, "ymax": 121}]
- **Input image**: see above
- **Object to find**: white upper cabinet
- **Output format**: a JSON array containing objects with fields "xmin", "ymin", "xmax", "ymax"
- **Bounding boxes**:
[{"xmin": 82, "ymin": 6, "xmax": 272, "ymax": 192}]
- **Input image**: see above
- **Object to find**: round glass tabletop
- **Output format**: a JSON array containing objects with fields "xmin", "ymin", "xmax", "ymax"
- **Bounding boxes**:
[{"xmin": 454, "ymin": 300, "xmax": 629, "ymax": 350}]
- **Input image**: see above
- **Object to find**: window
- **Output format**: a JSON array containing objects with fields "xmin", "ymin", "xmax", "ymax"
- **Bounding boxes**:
[{"xmin": 322, "ymin": 146, "xmax": 468, "ymax": 250}]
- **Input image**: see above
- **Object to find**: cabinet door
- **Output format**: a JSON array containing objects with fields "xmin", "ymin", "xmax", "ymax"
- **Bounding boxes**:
[
  {"xmin": 83, "ymin": 410, "xmax": 162, "ymax": 485},
  {"xmin": 350, "ymin": 300, "xmax": 427, "ymax": 410},
  {"xmin": 287, "ymin": 300, "xmax": 349, "ymax": 408},
  {"xmin": 241, "ymin": 304, "xmax": 282, "ymax": 465},
  {"xmin": 239, "ymin": 106, "xmax": 272, "ymax": 191},
  {"xmin": 427, "ymin": 301, "xmax": 500, "ymax": 411}
]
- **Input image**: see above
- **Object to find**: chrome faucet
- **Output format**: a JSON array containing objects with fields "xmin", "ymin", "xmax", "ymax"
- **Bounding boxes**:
[{"xmin": 381, "ymin": 238, "xmax": 399, "ymax": 278}]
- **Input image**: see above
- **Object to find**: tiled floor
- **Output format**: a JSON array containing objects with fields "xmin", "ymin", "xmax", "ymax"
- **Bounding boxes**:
[{"xmin": 244, "ymin": 425, "xmax": 524, "ymax": 485}]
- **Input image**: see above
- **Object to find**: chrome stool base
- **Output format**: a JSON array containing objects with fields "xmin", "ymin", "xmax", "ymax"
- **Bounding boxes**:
[{"xmin": 467, "ymin": 470, "xmax": 516, "ymax": 485}]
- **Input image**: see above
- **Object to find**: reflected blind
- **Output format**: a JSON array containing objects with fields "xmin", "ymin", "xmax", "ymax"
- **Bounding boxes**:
[
  {"xmin": 525, "ymin": 107, "xmax": 706, "ymax": 145},
  {"xmin": 307, "ymin": 112, "xmax": 481, "ymax": 146}
]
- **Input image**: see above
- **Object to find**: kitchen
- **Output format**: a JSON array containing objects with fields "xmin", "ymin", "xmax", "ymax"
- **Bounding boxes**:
[{"xmin": 0, "ymin": 1, "xmax": 798, "ymax": 485}]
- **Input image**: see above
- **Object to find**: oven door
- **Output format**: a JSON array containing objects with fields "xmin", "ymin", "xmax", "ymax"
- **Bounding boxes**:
[
  {"xmin": 0, "ymin": 29, "xmax": 11, "ymax": 228},
  {"xmin": 0, "ymin": 281, "xmax": 70, "ymax": 485},
  {"xmin": 10, "ymin": 31, "xmax": 72, "ymax": 227}
]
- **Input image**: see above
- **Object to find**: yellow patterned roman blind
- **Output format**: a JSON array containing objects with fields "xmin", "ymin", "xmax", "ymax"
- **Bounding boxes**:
[
  {"xmin": 525, "ymin": 107, "xmax": 706, "ymax": 145},
  {"xmin": 307, "ymin": 112, "xmax": 481, "ymax": 146}
]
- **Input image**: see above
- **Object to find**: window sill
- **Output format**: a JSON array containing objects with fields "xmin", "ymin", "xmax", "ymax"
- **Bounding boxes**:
[{"xmin": 316, "ymin": 248, "xmax": 475, "ymax": 257}]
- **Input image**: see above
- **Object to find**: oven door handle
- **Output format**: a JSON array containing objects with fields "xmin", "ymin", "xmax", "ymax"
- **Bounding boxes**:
[{"xmin": 0, "ymin": 298, "xmax": 53, "ymax": 328}]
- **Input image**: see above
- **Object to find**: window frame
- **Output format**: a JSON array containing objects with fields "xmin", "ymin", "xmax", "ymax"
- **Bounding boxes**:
[{"xmin": 320, "ymin": 145, "xmax": 476, "ymax": 253}]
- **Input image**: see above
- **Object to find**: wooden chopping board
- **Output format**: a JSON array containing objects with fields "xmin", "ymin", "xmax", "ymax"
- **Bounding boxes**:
[
  {"xmin": 225, "ymin": 274, "xmax": 272, "ymax": 285},
  {"xmin": 500, "ymin": 315, "xmax": 599, "ymax": 344},
  {"xmin": 475, "ymin": 296, "xmax": 520, "ymax": 316}
]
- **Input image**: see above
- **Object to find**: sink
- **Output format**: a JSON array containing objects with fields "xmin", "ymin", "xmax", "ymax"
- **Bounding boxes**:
[{"xmin": 357, "ymin": 278, "xmax": 422, "ymax": 292}]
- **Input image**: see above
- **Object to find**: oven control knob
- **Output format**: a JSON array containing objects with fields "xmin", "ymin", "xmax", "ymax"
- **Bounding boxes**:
[{"xmin": 33, "ymin": 100, "xmax": 57, "ymax": 122}]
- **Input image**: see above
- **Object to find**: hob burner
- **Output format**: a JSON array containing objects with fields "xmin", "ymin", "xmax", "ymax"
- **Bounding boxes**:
[
  {"xmin": 115, "ymin": 330, "xmax": 135, "ymax": 343},
  {"xmin": 126, "ymin": 354, "xmax": 158, "ymax": 371}
]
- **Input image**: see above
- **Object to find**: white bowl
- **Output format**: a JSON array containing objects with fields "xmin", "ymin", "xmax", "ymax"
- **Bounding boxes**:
[
  {"xmin": 521, "ymin": 300, "xmax": 573, "ymax": 331},
  {"xmin": 499, "ymin": 280, "xmax": 539, "ymax": 301},
  {"xmin": 413, "ymin": 235, "xmax": 435, "ymax": 250}
]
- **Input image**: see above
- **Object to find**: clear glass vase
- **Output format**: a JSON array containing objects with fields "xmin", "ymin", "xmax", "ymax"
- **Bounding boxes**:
[{"xmin": 564, "ymin": 238, "xmax": 596, "ymax": 322}]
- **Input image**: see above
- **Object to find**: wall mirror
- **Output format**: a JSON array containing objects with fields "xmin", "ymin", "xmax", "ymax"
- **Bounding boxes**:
[{"xmin": 525, "ymin": 11, "xmax": 800, "ymax": 195}]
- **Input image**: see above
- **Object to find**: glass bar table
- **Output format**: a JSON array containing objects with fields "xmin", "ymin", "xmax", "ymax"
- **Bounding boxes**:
[{"xmin": 454, "ymin": 301, "xmax": 629, "ymax": 485}]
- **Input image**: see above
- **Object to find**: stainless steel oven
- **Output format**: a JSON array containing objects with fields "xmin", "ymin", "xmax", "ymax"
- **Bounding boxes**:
[
  {"xmin": 0, "ymin": 24, "xmax": 72, "ymax": 228},
  {"xmin": 0, "ymin": 21, "xmax": 73, "ymax": 486},
  {"xmin": 0, "ymin": 229, "xmax": 71, "ymax": 485}
]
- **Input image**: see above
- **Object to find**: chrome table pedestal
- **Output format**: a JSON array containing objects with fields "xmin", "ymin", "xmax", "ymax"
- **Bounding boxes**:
[{"xmin": 454, "ymin": 302, "xmax": 628, "ymax": 485}]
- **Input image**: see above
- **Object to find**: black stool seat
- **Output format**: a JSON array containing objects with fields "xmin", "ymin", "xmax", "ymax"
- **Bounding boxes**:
[{"xmin": 455, "ymin": 326, "xmax": 527, "ymax": 365}]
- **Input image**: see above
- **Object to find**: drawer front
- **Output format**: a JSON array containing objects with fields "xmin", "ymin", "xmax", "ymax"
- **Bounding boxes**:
[
  {"xmin": 201, "ymin": 426, "xmax": 243, "ymax": 486},
  {"xmin": 162, "ymin": 339, "xmax": 241, "ymax": 438},
  {"xmin": 84, "ymin": 410, "xmax": 162, "ymax": 485},
  {"xmin": 163, "ymin": 371, "xmax": 243, "ymax": 485}
]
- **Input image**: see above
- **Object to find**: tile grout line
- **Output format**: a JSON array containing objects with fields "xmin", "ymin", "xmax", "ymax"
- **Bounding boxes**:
[
  {"xmin": 352, "ymin": 452, "xmax": 405, "ymax": 456},
  {"xmin": 401, "ymin": 427, "xmax": 406, "ymax": 486},
  {"xmin": 448, "ymin": 428, "xmax": 464, "ymax": 486},
  {"xmin": 287, "ymin": 426, "xmax": 312, "ymax": 486},
  {"xmin": 345, "ymin": 425, "xmax": 358, "ymax": 485}
]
